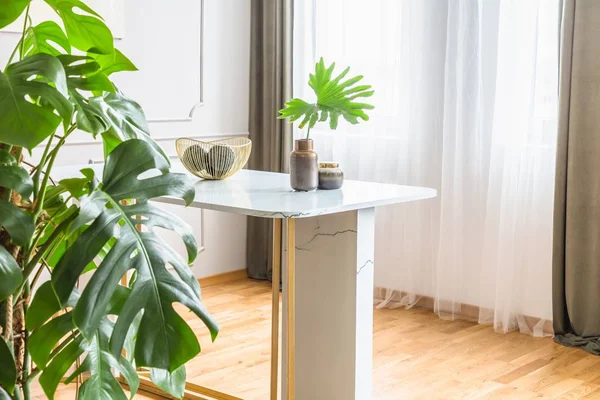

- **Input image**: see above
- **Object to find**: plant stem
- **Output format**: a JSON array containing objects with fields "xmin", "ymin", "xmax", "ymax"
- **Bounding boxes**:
[
  {"xmin": 20, "ymin": 283, "xmax": 31, "ymax": 400},
  {"xmin": 32, "ymin": 133, "xmax": 56, "ymax": 199},
  {"xmin": 23, "ymin": 367, "xmax": 40, "ymax": 385},
  {"xmin": 29, "ymin": 259, "xmax": 50, "ymax": 294},
  {"xmin": 30, "ymin": 125, "xmax": 75, "ymax": 243},
  {"xmin": 28, "ymin": 198, "xmax": 73, "ymax": 258},
  {"xmin": 13, "ymin": 386, "xmax": 23, "ymax": 400},
  {"xmin": 6, "ymin": 4, "xmax": 30, "ymax": 67},
  {"xmin": 6, "ymin": 43, "xmax": 20, "ymax": 68},
  {"xmin": 48, "ymin": 331, "xmax": 77, "ymax": 363},
  {"xmin": 32, "ymin": 139, "xmax": 64, "ymax": 223},
  {"xmin": 21, "ymin": 212, "xmax": 77, "ymax": 285},
  {"xmin": 19, "ymin": 7, "xmax": 30, "ymax": 61},
  {"xmin": 306, "ymin": 127, "xmax": 311, "ymax": 140},
  {"xmin": 3, "ymin": 147, "xmax": 23, "ymax": 203}
]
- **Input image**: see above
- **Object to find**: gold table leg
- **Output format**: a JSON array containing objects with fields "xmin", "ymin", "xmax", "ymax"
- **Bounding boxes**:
[
  {"xmin": 271, "ymin": 219, "xmax": 282, "ymax": 400},
  {"xmin": 286, "ymin": 219, "xmax": 296, "ymax": 400}
]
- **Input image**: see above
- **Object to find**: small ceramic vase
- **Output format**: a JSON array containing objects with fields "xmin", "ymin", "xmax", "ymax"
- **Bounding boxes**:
[
  {"xmin": 318, "ymin": 162, "xmax": 344, "ymax": 190},
  {"xmin": 290, "ymin": 139, "xmax": 318, "ymax": 191}
]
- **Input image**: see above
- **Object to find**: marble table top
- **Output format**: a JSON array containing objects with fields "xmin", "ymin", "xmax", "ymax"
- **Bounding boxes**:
[
  {"xmin": 167, "ymin": 164, "xmax": 436, "ymax": 218},
  {"xmin": 53, "ymin": 162, "xmax": 437, "ymax": 219}
]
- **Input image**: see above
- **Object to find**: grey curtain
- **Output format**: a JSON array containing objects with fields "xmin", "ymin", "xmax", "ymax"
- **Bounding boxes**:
[
  {"xmin": 553, "ymin": 0, "xmax": 600, "ymax": 354},
  {"xmin": 246, "ymin": 0, "xmax": 293, "ymax": 280}
]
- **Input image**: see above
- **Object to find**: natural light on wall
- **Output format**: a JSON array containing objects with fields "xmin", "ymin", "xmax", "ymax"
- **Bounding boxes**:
[{"xmin": 294, "ymin": 0, "xmax": 559, "ymax": 336}]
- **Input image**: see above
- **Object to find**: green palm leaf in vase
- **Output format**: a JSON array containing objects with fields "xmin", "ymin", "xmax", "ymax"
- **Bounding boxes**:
[{"xmin": 279, "ymin": 57, "xmax": 375, "ymax": 138}]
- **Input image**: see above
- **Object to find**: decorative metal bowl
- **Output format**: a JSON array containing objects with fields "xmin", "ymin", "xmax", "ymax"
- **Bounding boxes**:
[{"xmin": 176, "ymin": 137, "xmax": 252, "ymax": 180}]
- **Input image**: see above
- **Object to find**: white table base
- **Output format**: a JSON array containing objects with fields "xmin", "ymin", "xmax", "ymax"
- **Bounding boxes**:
[{"xmin": 279, "ymin": 208, "xmax": 375, "ymax": 399}]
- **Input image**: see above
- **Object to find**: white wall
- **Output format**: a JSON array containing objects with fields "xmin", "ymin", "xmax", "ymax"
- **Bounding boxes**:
[{"xmin": 0, "ymin": 0, "xmax": 250, "ymax": 278}]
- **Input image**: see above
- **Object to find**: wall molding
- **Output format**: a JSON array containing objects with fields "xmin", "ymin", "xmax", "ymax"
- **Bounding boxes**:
[
  {"xmin": 147, "ymin": 0, "xmax": 205, "ymax": 123},
  {"xmin": 1, "ymin": 0, "xmax": 205, "ymax": 124},
  {"xmin": 35, "ymin": 132, "xmax": 249, "ymax": 149},
  {"xmin": 0, "ymin": 0, "xmax": 126, "ymax": 37}
]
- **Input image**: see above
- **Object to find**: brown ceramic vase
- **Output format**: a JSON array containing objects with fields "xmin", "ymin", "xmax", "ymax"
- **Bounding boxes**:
[{"xmin": 290, "ymin": 139, "xmax": 318, "ymax": 191}]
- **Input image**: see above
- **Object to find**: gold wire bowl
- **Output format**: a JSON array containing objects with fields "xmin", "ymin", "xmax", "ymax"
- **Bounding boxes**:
[{"xmin": 176, "ymin": 137, "xmax": 252, "ymax": 180}]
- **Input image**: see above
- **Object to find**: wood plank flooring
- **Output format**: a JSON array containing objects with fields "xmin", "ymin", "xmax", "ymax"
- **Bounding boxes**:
[{"xmin": 36, "ymin": 278, "xmax": 600, "ymax": 399}]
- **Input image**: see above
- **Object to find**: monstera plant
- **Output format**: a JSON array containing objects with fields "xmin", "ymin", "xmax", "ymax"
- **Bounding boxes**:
[{"xmin": 0, "ymin": 1, "xmax": 217, "ymax": 399}]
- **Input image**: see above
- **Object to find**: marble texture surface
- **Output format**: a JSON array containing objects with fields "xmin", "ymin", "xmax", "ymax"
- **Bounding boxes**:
[
  {"xmin": 284, "ymin": 209, "xmax": 375, "ymax": 399},
  {"xmin": 167, "ymin": 164, "xmax": 437, "ymax": 217}
]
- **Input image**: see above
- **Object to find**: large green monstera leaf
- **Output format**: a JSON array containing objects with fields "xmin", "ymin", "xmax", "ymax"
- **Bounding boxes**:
[
  {"xmin": 44, "ymin": 0, "xmax": 114, "ymax": 55},
  {"xmin": 51, "ymin": 140, "xmax": 218, "ymax": 376},
  {"xmin": 27, "ymin": 281, "xmax": 138, "ymax": 400},
  {"xmin": 22, "ymin": 21, "xmax": 71, "ymax": 57},
  {"xmin": 0, "ymin": 53, "xmax": 72, "ymax": 149},
  {"xmin": 0, "ymin": 0, "xmax": 30, "ymax": 29},
  {"xmin": 92, "ymin": 93, "xmax": 169, "ymax": 160}
]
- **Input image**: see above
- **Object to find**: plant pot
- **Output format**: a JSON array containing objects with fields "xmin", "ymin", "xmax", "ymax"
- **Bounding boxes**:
[
  {"xmin": 290, "ymin": 139, "xmax": 318, "ymax": 191},
  {"xmin": 318, "ymin": 162, "xmax": 344, "ymax": 190}
]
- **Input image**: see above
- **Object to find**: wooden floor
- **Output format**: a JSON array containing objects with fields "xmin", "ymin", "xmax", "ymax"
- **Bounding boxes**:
[{"xmin": 37, "ymin": 278, "xmax": 600, "ymax": 399}]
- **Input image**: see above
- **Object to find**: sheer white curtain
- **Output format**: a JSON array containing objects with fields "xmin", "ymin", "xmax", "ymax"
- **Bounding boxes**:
[{"xmin": 294, "ymin": 0, "xmax": 559, "ymax": 336}]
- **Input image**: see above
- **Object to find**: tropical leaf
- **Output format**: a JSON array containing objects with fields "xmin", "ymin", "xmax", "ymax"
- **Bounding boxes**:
[
  {"xmin": 35, "ymin": 174, "xmax": 108, "ymax": 276},
  {"xmin": 26, "ymin": 280, "xmax": 76, "ymax": 331},
  {"xmin": 278, "ymin": 98, "xmax": 318, "ymax": 128},
  {"xmin": 0, "ymin": 53, "xmax": 73, "ymax": 149},
  {"xmin": 37, "ymin": 186, "xmax": 100, "ymax": 272},
  {"xmin": 90, "ymin": 93, "xmax": 168, "ymax": 160},
  {"xmin": 22, "ymin": 21, "xmax": 71, "ymax": 57},
  {"xmin": 30, "ymin": 312, "xmax": 76, "ymax": 369},
  {"xmin": 67, "ymin": 324, "xmax": 139, "ymax": 400},
  {"xmin": 150, "ymin": 366, "xmax": 186, "ymax": 399},
  {"xmin": 0, "ymin": 200, "xmax": 34, "ymax": 246},
  {"xmin": 72, "ymin": 92, "xmax": 109, "ymax": 135},
  {"xmin": 39, "ymin": 335, "xmax": 86, "ymax": 399},
  {"xmin": 0, "ymin": 155, "xmax": 34, "ymax": 246},
  {"xmin": 0, "ymin": 337, "xmax": 16, "ymax": 395},
  {"xmin": 55, "ymin": 55, "xmax": 113, "ymax": 135},
  {"xmin": 279, "ymin": 57, "xmax": 374, "ymax": 131},
  {"xmin": 50, "ymin": 139, "xmax": 218, "ymax": 374},
  {"xmin": 0, "ymin": 0, "xmax": 30, "ymax": 29},
  {"xmin": 28, "ymin": 282, "xmax": 138, "ymax": 400},
  {"xmin": 91, "ymin": 49, "xmax": 137, "ymax": 76},
  {"xmin": 0, "ymin": 156, "xmax": 29, "ymax": 300},
  {"xmin": 44, "ymin": 0, "xmax": 113, "ymax": 54},
  {"xmin": 0, "ymin": 246, "xmax": 22, "ymax": 303},
  {"xmin": 0, "ymin": 165, "xmax": 33, "ymax": 198},
  {"xmin": 0, "ymin": 149, "xmax": 16, "ymax": 166},
  {"xmin": 60, "ymin": 55, "xmax": 115, "ymax": 93}
]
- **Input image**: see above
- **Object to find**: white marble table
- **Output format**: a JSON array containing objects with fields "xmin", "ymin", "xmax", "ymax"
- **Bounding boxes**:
[
  {"xmin": 170, "ymin": 167, "xmax": 436, "ymax": 400},
  {"xmin": 53, "ymin": 163, "xmax": 436, "ymax": 400}
]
